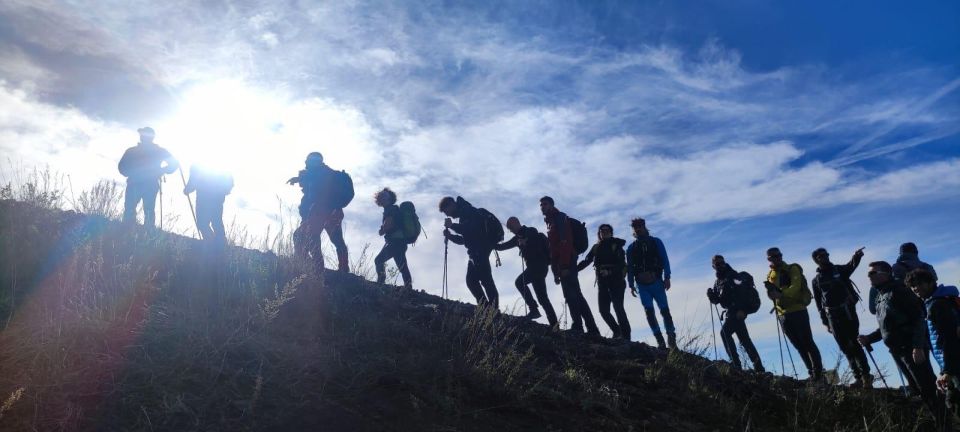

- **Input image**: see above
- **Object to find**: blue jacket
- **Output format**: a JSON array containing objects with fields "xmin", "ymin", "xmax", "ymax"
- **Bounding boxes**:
[
  {"xmin": 925, "ymin": 284, "xmax": 960, "ymax": 375},
  {"xmin": 626, "ymin": 235, "xmax": 670, "ymax": 288}
]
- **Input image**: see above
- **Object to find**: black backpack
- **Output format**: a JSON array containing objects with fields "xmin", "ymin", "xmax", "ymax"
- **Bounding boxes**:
[
  {"xmin": 631, "ymin": 236, "xmax": 662, "ymax": 272},
  {"xmin": 736, "ymin": 271, "xmax": 761, "ymax": 315},
  {"xmin": 477, "ymin": 208, "xmax": 504, "ymax": 246},
  {"xmin": 329, "ymin": 170, "xmax": 354, "ymax": 209},
  {"xmin": 568, "ymin": 217, "xmax": 589, "ymax": 255}
]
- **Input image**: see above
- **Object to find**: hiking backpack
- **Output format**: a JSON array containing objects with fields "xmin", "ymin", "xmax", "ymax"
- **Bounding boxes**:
[
  {"xmin": 789, "ymin": 263, "xmax": 813, "ymax": 306},
  {"xmin": 477, "ymin": 208, "xmax": 504, "ymax": 246},
  {"xmin": 398, "ymin": 201, "xmax": 421, "ymax": 245},
  {"xmin": 736, "ymin": 271, "xmax": 761, "ymax": 315},
  {"xmin": 568, "ymin": 217, "xmax": 589, "ymax": 255},
  {"xmin": 329, "ymin": 170, "xmax": 354, "ymax": 209}
]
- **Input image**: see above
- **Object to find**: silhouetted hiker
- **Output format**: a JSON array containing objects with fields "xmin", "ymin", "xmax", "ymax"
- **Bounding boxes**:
[
  {"xmin": 764, "ymin": 247, "xmax": 824, "ymax": 381},
  {"xmin": 440, "ymin": 196, "xmax": 500, "ymax": 308},
  {"xmin": 540, "ymin": 196, "xmax": 599, "ymax": 337},
  {"xmin": 374, "ymin": 187, "xmax": 413, "ymax": 289},
  {"xmin": 708, "ymin": 255, "xmax": 764, "ymax": 372},
  {"xmin": 869, "ymin": 242, "xmax": 940, "ymax": 314},
  {"xmin": 183, "ymin": 164, "xmax": 233, "ymax": 242},
  {"xmin": 577, "ymin": 224, "xmax": 630, "ymax": 341},
  {"xmin": 288, "ymin": 152, "xmax": 353, "ymax": 272},
  {"xmin": 495, "ymin": 217, "xmax": 558, "ymax": 325},
  {"xmin": 118, "ymin": 127, "xmax": 179, "ymax": 227},
  {"xmin": 627, "ymin": 218, "xmax": 674, "ymax": 349},
  {"xmin": 811, "ymin": 247, "xmax": 872, "ymax": 388},
  {"xmin": 859, "ymin": 262, "xmax": 945, "ymax": 428},
  {"xmin": 907, "ymin": 268, "xmax": 959, "ymax": 424}
]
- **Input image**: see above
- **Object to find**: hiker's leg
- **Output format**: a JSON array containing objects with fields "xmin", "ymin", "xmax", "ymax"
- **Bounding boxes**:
[
  {"xmin": 720, "ymin": 314, "xmax": 743, "ymax": 369},
  {"xmin": 530, "ymin": 266, "xmax": 557, "ymax": 326},
  {"xmin": 122, "ymin": 182, "xmax": 140, "ymax": 223},
  {"xmin": 473, "ymin": 251, "xmax": 498, "ymax": 309},
  {"xmin": 611, "ymin": 279, "xmax": 630, "ymax": 340},
  {"xmin": 514, "ymin": 269, "xmax": 538, "ymax": 312},
  {"xmin": 596, "ymin": 279, "xmax": 619, "ymax": 337},
  {"xmin": 374, "ymin": 242, "xmax": 391, "ymax": 284},
  {"xmin": 392, "ymin": 242, "xmax": 412, "ymax": 286},
  {"xmin": 142, "ymin": 181, "xmax": 160, "ymax": 227},
  {"xmin": 465, "ymin": 258, "xmax": 487, "ymax": 306},
  {"xmin": 325, "ymin": 210, "xmax": 348, "ymax": 272}
]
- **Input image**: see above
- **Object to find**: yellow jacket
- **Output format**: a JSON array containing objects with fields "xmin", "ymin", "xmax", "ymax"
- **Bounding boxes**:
[{"xmin": 766, "ymin": 262, "xmax": 812, "ymax": 316}]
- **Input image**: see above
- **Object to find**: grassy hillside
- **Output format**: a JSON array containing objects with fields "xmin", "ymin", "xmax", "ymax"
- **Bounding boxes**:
[{"xmin": 0, "ymin": 199, "xmax": 937, "ymax": 431}]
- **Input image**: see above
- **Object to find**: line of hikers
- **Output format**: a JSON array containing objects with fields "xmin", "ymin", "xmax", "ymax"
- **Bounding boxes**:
[{"xmin": 118, "ymin": 130, "xmax": 959, "ymax": 428}]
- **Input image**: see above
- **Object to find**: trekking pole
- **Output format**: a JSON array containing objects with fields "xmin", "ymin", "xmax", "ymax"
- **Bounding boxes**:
[
  {"xmin": 178, "ymin": 167, "xmax": 202, "ymax": 239},
  {"xmin": 709, "ymin": 297, "xmax": 719, "ymax": 360},
  {"xmin": 863, "ymin": 344, "xmax": 890, "ymax": 388},
  {"xmin": 895, "ymin": 364, "xmax": 909, "ymax": 395},
  {"xmin": 773, "ymin": 309, "xmax": 787, "ymax": 376},
  {"xmin": 521, "ymin": 258, "xmax": 528, "ymax": 316},
  {"xmin": 442, "ymin": 236, "xmax": 449, "ymax": 300},
  {"xmin": 158, "ymin": 176, "xmax": 164, "ymax": 230}
]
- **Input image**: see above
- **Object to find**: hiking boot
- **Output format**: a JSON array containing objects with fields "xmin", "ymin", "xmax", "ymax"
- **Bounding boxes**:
[
  {"xmin": 853, "ymin": 374, "xmax": 874, "ymax": 389},
  {"xmin": 753, "ymin": 364, "xmax": 766, "ymax": 374},
  {"xmin": 586, "ymin": 329, "xmax": 601, "ymax": 339},
  {"xmin": 667, "ymin": 333, "xmax": 678, "ymax": 350},
  {"xmin": 525, "ymin": 309, "xmax": 542, "ymax": 320},
  {"xmin": 654, "ymin": 333, "xmax": 667, "ymax": 349},
  {"xmin": 568, "ymin": 324, "xmax": 584, "ymax": 334}
]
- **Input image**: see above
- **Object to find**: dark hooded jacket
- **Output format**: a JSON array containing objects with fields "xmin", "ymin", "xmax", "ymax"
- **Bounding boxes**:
[
  {"xmin": 577, "ymin": 237, "xmax": 627, "ymax": 277},
  {"xmin": 118, "ymin": 143, "xmax": 179, "ymax": 183},
  {"xmin": 445, "ymin": 196, "xmax": 492, "ymax": 256},
  {"xmin": 812, "ymin": 253, "xmax": 862, "ymax": 326},
  {"xmin": 869, "ymin": 253, "xmax": 938, "ymax": 315},
  {"xmin": 495, "ymin": 225, "xmax": 549, "ymax": 269},
  {"xmin": 543, "ymin": 207, "xmax": 576, "ymax": 272},
  {"xmin": 925, "ymin": 284, "xmax": 960, "ymax": 376},
  {"xmin": 865, "ymin": 279, "xmax": 927, "ymax": 353},
  {"xmin": 709, "ymin": 263, "xmax": 754, "ymax": 312},
  {"xmin": 294, "ymin": 165, "xmax": 338, "ymax": 217}
]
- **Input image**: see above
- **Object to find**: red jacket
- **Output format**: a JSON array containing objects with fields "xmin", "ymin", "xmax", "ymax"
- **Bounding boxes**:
[{"xmin": 544, "ymin": 208, "xmax": 575, "ymax": 271}]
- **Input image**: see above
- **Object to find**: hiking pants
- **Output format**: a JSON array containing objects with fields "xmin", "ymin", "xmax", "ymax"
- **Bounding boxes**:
[
  {"xmin": 123, "ymin": 179, "xmax": 160, "ymax": 226},
  {"xmin": 597, "ymin": 274, "xmax": 630, "ymax": 339},
  {"xmin": 892, "ymin": 349, "xmax": 950, "ymax": 430},
  {"xmin": 826, "ymin": 306, "xmax": 871, "ymax": 379},
  {"xmin": 466, "ymin": 250, "xmax": 498, "ymax": 308},
  {"xmin": 297, "ymin": 209, "xmax": 348, "ymax": 271},
  {"xmin": 374, "ymin": 241, "xmax": 412, "ymax": 286},
  {"xmin": 559, "ymin": 268, "xmax": 598, "ymax": 334},
  {"xmin": 720, "ymin": 311, "xmax": 763, "ymax": 370},
  {"xmin": 515, "ymin": 265, "xmax": 558, "ymax": 326},
  {"xmin": 196, "ymin": 196, "xmax": 226, "ymax": 241},
  {"xmin": 779, "ymin": 309, "xmax": 823, "ymax": 377},
  {"xmin": 636, "ymin": 279, "xmax": 675, "ymax": 336}
]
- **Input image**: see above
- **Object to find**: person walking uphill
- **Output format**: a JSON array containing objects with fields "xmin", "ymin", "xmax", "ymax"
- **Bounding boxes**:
[
  {"xmin": 811, "ymin": 247, "xmax": 873, "ymax": 388},
  {"xmin": 869, "ymin": 242, "xmax": 938, "ymax": 315},
  {"xmin": 578, "ymin": 224, "xmax": 630, "ymax": 341},
  {"xmin": 708, "ymin": 255, "xmax": 764, "ymax": 372},
  {"xmin": 859, "ymin": 263, "xmax": 947, "ymax": 430},
  {"xmin": 288, "ymin": 152, "xmax": 353, "ymax": 273},
  {"xmin": 183, "ymin": 164, "xmax": 233, "ymax": 242},
  {"xmin": 495, "ymin": 217, "xmax": 558, "ymax": 325},
  {"xmin": 440, "ymin": 196, "xmax": 501, "ymax": 308},
  {"xmin": 627, "ymin": 218, "xmax": 675, "ymax": 349},
  {"xmin": 907, "ymin": 268, "xmax": 959, "ymax": 424},
  {"xmin": 764, "ymin": 247, "xmax": 824, "ymax": 381},
  {"xmin": 541, "ymin": 196, "xmax": 599, "ymax": 337},
  {"xmin": 118, "ymin": 127, "xmax": 179, "ymax": 227},
  {"xmin": 374, "ymin": 187, "xmax": 414, "ymax": 289}
]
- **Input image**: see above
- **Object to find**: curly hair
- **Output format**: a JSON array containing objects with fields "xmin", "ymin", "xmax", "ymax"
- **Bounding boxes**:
[{"xmin": 374, "ymin": 187, "xmax": 397, "ymax": 206}]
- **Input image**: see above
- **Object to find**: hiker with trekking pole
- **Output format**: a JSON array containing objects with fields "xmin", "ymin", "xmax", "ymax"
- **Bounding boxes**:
[
  {"xmin": 373, "ymin": 187, "xmax": 417, "ymax": 290},
  {"xmin": 811, "ymin": 247, "xmax": 873, "ymax": 388},
  {"xmin": 118, "ymin": 127, "xmax": 179, "ymax": 228},
  {"xmin": 439, "ymin": 196, "xmax": 501, "ymax": 309},
  {"xmin": 707, "ymin": 255, "xmax": 765, "ymax": 372},
  {"xmin": 577, "ymin": 224, "xmax": 630, "ymax": 341},
  {"xmin": 858, "ymin": 261, "xmax": 949, "ymax": 430},
  {"xmin": 495, "ymin": 217, "xmax": 558, "ymax": 326},
  {"xmin": 182, "ymin": 164, "xmax": 233, "ymax": 243},
  {"xmin": 765, "ymin": 247, "xmax": 823, "ymax": 382}
]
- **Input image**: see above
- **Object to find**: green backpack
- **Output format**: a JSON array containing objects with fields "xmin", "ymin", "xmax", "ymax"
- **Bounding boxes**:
[{"xmin": 399, "ymin": 201, "xmax": 421, "ymax": 245}]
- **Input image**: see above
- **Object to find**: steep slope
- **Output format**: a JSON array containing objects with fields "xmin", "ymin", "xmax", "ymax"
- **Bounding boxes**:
[{"xmin": 0, "ymin": 200, "xmax": 931, "ymax": 431}]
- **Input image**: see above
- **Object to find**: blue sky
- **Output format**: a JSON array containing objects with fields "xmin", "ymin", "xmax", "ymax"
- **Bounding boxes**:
[{"xmin": 1, "ymin": 0, "xmax": 958, "ymax": 382}]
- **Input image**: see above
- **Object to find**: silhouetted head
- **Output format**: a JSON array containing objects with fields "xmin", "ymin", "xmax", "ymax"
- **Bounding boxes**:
[
  {"xmin": 438, "ymin": 196, "xmax": 457, "ymax": 218},
  {"xmin": 598, "ymin": 223, "xmax": 613, "ymax": 241},
  {"xmin": 137, "ymin": 127, "xmax": 155, "ymax": 144},
  {"xmin": 539, "ymin": 196, "xmax": 555, "ymax": 216},
  {"xmin": 630, "ymin": 218, "xmax": 648, "ymax": 238},
  {"xmin": 905, "ymin": 268, "xmax": 937, "ymax": 299},
  {"xmin": 505, "ymin": 217, "xmax": 521, "ymax": 234},
  {"xmin": 374, "ymin": 187, "xmax": 397, "ymax": 207},
  {"xmin": 899, "ymin": 242, "xmax": 918, "ymax": 255},
  {"xmin": 811, "ymin": 247, "xmax": 830, "ymax": 267},
  {"xmin": 867, "ymin": 261, "xmax": 892, "ymax": 286},
  {"xmin": 766, "ymin": 247, "xmax": 783, "ymax": 267},
  {"xmin": 305, "ymin": 152, "xmax": 324, "ymax": 169},
  {"xmin": 711, "ymin": 255, "xmax": 726, "ymax": 271}
]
